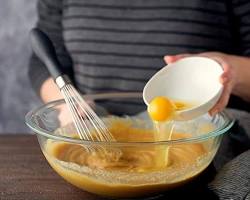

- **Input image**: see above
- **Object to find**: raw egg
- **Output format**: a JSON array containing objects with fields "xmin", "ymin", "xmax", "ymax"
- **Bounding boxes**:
[{"xmin": 147, "ymin": 96, "xmax": 175, "ymax": 122}]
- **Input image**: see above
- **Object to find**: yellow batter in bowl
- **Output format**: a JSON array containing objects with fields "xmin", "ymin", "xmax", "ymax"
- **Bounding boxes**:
[{"xmin": 43, "ymin": 118, "xmax": 213, "ymax": 198}]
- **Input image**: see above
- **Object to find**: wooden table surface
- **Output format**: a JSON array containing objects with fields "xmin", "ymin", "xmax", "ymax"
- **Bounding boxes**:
[{"xmin": 0, "ymin": 135, "xmax": 106, "ymax": 200}]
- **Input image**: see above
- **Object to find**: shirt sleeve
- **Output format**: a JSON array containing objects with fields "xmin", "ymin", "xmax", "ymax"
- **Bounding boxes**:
[
  {"xmin": 230, "ymin": 0, "xmax": 250, "ymax": 56},
  {"xmin": 28, "ymin": 0, "xmax": 73, "ymax": 96}
]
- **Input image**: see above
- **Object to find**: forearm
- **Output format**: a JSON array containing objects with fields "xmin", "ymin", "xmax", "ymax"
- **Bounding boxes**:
[
  {"xmin": 31, "ymin": 0, "xmax": 72, "ymax": 103},
  {"xmin": 40, "ymin": 78, "xmax": 63, "ymax": 103},
  {"xmin": 228, "ymin": 55, "xmax": 250, "ymax": 102}
]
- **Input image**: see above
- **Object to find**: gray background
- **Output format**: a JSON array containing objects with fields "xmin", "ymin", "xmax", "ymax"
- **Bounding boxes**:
[{"xmin": 0, "ymin": 0, "xmax": 40, "ymax": 133}]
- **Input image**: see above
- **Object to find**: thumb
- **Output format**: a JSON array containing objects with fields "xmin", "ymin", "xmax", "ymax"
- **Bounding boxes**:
[{"xmin": 164, "ymin": 54, "xmax": 193, "ymax": 64}]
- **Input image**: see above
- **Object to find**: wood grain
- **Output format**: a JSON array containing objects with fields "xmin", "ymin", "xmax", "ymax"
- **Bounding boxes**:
[{"xmin": 0, "ymin": 135, "xmax": 106, "ymax": 200}]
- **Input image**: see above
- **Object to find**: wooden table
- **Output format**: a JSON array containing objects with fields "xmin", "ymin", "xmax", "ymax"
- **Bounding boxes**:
[{"xmin": 0, "ymin": 135, "xmax": 106, "ymax": 200}]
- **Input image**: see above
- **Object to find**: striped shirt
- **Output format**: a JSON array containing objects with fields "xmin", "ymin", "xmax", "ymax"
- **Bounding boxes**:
[{"xmin": 29, "ymin": 0, "xmax": 250, "ymax": 113}]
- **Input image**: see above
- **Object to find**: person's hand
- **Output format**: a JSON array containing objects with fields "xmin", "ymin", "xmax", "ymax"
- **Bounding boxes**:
[
  {"xmin": 164, "ymin": 52, "xmax": 239, "ymax": 116},
  {"xmin": 41, "ymin": 79, "xmax": 109, "ymax": 127},
  {"xmin": 57, "ymin": 100, "xmax": 96, "ymax": 127}
]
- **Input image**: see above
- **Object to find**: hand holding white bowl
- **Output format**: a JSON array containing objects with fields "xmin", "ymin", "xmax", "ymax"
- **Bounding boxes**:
[{"xmin": 143, "ymin": 57, "xmax": 224, "ymax": 121}]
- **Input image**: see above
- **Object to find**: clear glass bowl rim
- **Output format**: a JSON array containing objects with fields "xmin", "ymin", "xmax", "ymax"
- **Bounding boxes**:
[{"xmin": 25, "ymin": 92, "xmax": 235, "ymax": 146}]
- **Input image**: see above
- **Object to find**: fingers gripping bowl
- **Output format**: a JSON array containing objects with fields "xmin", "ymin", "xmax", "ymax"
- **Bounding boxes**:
[{"xmin": 25, "ymin": 93, "xmax": 234, "ymax": 198}]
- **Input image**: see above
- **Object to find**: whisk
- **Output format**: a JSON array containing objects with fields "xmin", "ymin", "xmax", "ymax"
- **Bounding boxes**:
[{"xmin": 30, "ymin": 28, "xmax": 115, "ymax": 145}]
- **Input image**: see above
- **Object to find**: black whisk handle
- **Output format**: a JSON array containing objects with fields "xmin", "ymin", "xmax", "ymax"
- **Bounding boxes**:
[{"xmin": 30, "ymin": 28, "xmax": 63, "ymax": 80}]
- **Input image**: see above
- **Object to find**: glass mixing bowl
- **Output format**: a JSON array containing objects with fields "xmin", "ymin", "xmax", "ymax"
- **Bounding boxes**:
[{"xmin": 25, "ymin": 92, "xmax": 234, "ymax": 199}]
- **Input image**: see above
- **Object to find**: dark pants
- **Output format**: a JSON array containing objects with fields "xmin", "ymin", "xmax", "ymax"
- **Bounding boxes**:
[{"xmin": 213, "ymin": 120, "xmax": 250, "ymax": 170}]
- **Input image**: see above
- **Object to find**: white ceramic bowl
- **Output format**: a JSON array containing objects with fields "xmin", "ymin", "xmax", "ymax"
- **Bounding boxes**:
[{"xmin": 143, "ymin": 57, "xmax": 223, "ymax": 120}]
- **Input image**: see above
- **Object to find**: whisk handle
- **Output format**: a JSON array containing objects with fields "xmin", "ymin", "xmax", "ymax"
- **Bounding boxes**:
[{"xmin": 30, "ymin": 28, "xmax": 63, "ymax": 80}]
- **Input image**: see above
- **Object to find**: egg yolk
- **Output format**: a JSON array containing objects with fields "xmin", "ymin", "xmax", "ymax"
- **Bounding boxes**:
[{"xmin": 147, "ymin": 96, "xmax": 175, "ymax": 122}]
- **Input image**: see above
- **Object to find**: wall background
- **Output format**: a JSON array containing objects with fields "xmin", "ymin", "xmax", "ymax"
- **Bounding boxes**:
[{"xmin": 0, "ymin": 0, "xmax": 40, "ymax": 133}]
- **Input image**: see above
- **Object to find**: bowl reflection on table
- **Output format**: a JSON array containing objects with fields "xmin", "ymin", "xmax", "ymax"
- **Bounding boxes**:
[{"xmin": 25, "ymin": 93, "xmax": 234, "ymax": 199}]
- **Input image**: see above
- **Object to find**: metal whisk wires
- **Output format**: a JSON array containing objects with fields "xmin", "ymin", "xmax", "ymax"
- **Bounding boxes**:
[
  {"xmin": 30, "ymin": 28, "xmax": 115, "ymax": 150},
  {"xmin": 59, "ymin": 81, "xmax": 115, "ymax": 142}
]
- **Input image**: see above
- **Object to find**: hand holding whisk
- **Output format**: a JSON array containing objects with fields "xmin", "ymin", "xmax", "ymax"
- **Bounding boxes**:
[{"xmin": 29, "ymin": 28, "xmax": 116, "ymax": 149}]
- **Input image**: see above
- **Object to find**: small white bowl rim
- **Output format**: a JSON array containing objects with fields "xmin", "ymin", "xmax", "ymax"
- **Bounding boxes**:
[{"xmin": 143, "ymin": 56, "xmax": 224, "ymax": 118}]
